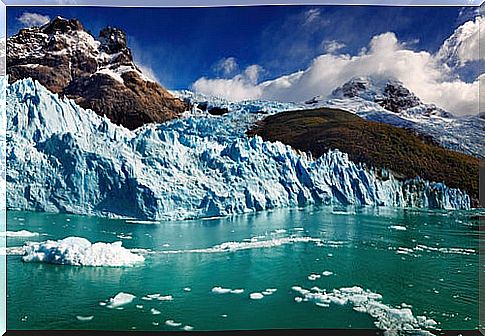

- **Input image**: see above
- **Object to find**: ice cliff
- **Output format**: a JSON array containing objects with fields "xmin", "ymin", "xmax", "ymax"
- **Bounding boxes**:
[{"xmin": 6, "ymin": 78, "xmax": 470, "ymax": 220}]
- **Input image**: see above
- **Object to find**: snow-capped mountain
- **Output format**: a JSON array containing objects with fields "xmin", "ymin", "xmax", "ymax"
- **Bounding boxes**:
[
  {"xmin": 5, "ymin": 78, "xmax": 470, "ymax": 220},
  {"xmin": 306, "ymin": 77, "xmax": 484, "ymax": 159},
  {"xmin": 7, "ymin": 16, "xmax": 188, "ymax": 130}
]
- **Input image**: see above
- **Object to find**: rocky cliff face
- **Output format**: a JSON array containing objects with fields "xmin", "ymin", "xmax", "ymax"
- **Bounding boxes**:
[{"xmin": 7, "ymin": 16, "xmax": 188, "ymax": 130}]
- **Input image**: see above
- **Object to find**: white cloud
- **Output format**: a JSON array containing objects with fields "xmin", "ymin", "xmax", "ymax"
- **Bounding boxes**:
[
  {"xmin": 321, "ymin": 40, "xmax": 345, "ymax": 54},
  {"xmin": 192, "ymin": 19, "xmax": 482, "ymax": 116},
  {"xmin": 17, "ymin": 12, "xmax": 50, "ymax": 27},
  {"xmin": 193, "ymin": 64, "xmax": 263, "ymax": 101},
  {"xmin": 213, "ymin": 57, "xmax": 239, "ymax": 77},
  {"xmin": 437, "ymin": 15, "xmax": 484, "ymax": 67},
  {"xmin": 137, "ymin": 64, "xmax": 160, "ymax": 83}
]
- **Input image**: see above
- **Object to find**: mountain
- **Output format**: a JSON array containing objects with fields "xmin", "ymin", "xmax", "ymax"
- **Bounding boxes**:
[
  {"xmin": 7, "ymin": 16, "xmax": 188, "ymax": 130},
  {"xmin": 5, "ymin": 78, "xmax": 471, "ymax": 220},
  {"xmin": 248, "ymin": 107, "xmax": 479, "ymax": 207},
  {"xmin": 305, "ymin": 76, "xmax": 484, "ymax": 159}
]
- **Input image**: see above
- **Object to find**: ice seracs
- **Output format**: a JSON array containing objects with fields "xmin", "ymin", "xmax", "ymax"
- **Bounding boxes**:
[{"xmin": 6, "ymin": 78, "xmax": 472, "ymax": 221}]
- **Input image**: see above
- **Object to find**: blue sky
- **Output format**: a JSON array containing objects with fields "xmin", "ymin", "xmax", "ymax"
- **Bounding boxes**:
[{"xmin": 6, "ymin": 6, "xmax": 470, "ymax": 89}]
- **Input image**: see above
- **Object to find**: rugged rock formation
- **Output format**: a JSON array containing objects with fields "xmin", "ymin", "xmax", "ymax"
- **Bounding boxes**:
[{"xmin": 7, "ymin": 16, "xmax": 188, "ymax": 129}]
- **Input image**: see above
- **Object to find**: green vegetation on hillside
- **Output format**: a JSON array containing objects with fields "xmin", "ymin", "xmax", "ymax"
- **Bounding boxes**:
[{"xmin": 248, "ymin": 108, "xmax": 479, "ymax": 206}]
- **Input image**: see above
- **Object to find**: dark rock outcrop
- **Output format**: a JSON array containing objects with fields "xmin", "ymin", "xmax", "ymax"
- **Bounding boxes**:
[{"xmin": 7, "ymin": 16, "xmax": 188, "ymax": 130}]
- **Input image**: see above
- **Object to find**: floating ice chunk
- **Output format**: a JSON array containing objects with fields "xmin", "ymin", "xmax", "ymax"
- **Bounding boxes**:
[
  {"xmin": 294, "ymin": 297, "xmax": 303, "ymax": 303},
  {"xmin": 2, "ymin": 230, "xmax": 39, "ymax": 237},
  {"xmin": 136, "ymin": 305, "xmax": 143, "ymax": 309},
  {"xmin": 146, "ymin": 293, "xmax": 161, "ymax": 299},
  {"xmin": 390, "ymin": 225, "xmax": 407, "ymax": 231},
  {"xmin": 158, "ymin": 295, "xmax": 173, "ymax": 301},
  {"xmin": 21, "ymin": 237, "xmax": 145, "ymax": 267},
  {"xmin": 152, "ymin": 322, "xmax": 159, "ymax": 326},
  {"xmin": 98, "ymin": 302, "xmax": 107, "ymax": 306},
  {"xmin": 141, "ymin": 296, "xmax": 153, "ymax": 301},
  {"xmin": 107, "ymin": 292, "xmax": 135, "ymax": 309},
  {"xmin": 265, "ymin": 288, "xmax": 277, "ymax": 293},
  {"xmin": 322, "ymin": 271, "xmax": 333, "ymax": 276},
  {"xmin": 165, "ymin": 320, "xmax": 182, "ymax": 327},
  {"xmin": 150, "ymin": 308, "xmax": 161, "ymax": 315},
  {"xmin": 274, "ymin": 229, "xmax": 287, "ymax": 234},
  {"xmin": 212, "ymin": 287, "xmax": 232, "ymax": 294},
  {"xmin": 316, "ymin": 302, "xmax": 329, "ymax": 308},
  {"xmin": 184, "ymin": 287, "xmax": 192, "ymax": 292},
  {"xmin": 308, "ymin": 273, "xmax": 321, "ymax": 281},
  {"xmin": 230, "ymin": 289, "xmax": 244, "ymax": 294},
  {"xmin": 182, "ymin": 325, "xmax": 194, "ymax": 331},
  {"xmin": 249, "ymin": 293, "xmax": 264, "ymax": 300},
  {"xmin": 76, "ymin": 315, "xmax": 94, "ymax": 321}
]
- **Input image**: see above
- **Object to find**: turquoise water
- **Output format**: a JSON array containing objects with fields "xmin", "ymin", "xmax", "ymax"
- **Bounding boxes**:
[{"xmin": 6, "ymin": 206, "xmax": 481, "ymax": 332}]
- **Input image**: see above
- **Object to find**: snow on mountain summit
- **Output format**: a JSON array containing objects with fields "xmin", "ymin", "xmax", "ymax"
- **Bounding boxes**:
[
  {"xmin": 305, "ymin": 76, "xmax": 484, "ymax": 159},
  {"xmin": 7, "ymin": 16, "xmax": 188, "ymax": 130}
]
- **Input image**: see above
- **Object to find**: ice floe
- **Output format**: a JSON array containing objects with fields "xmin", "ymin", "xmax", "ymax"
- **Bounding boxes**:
[
  {"xmin": 20, "ymin": 237, "xmax": 145, "ymax": 267},
  {"xmin": 106, "ymin": 292, "xmax": 136, "ymax": 309},
  {"xmin": 76, "ymin": 315, "xmax": 94, "ymax": 321},
  {"xmin": 249, "ymin": 293, "xmax": 264, "ymax": 300},
  {"xmin": 1, "ymin": 230, "xmax": 39, "ymax": 237},
  {"xmin": 291, "ymin": 285, "xmax": 438, "ymax": 334}
]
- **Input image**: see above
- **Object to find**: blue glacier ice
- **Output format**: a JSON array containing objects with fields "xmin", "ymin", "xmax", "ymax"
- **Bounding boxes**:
[{"xmin": 6, "ymin": 78, "xmax": 470, "ymax": 220}]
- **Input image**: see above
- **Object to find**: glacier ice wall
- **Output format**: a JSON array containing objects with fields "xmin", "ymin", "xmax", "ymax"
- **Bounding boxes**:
[{"xmin": 6, "ymin": 79, "xmax": 470, "ymax": 220}]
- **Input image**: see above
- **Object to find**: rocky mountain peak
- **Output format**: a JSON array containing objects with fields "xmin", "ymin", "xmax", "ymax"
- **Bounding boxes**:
[
  {"xmin": 41, "ymin": 16, "xmax": 85, "ymax": 34},
  {"xmin": 7, "ymin": 17, "xmax": 188, "ymax": 130}
]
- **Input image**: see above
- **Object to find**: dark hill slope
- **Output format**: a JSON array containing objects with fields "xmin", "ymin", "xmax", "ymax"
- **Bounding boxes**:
[{"xmin": 248, "ymin": 107, "xmax": 479, "ymax": 206}]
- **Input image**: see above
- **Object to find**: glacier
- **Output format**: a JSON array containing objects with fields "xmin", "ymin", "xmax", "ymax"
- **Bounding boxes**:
[{"xmin": 6, "ymin": 78, "xmax": 470, "ymax": 220}]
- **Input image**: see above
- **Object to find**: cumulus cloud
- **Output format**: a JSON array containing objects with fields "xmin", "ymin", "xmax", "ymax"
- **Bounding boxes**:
[
  {"xmin": 321, "ymin": 40, "xmax": 346, "ymax": 54},
  {"xmin": 437, "ymin": 15, "xmax": 483, "ymax": 67},
  {"xmin": 213, "ymin": 57, "xmax": 239, "ymax": 77},
  {"xmin": 17, "ymin": 12, "xmax": 50, "ymax": 27},
  {"xmin": 193, "ymin": 64, "xmax": 263, "ymax": 101},
  {"xmin": 192, "ymin": 19, "xmax": 482, "ymax": 116}
]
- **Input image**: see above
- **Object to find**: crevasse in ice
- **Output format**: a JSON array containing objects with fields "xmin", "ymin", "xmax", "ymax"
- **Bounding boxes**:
[{"xmin": 6, "ymin": 79, "xmax": 470, "ymax": 220}]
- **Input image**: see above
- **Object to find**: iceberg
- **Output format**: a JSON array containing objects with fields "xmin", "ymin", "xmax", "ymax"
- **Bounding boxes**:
[
  {"xmin": 6, "ymin": 79, "xmax": 471, "ymax": 221},
  {"xmin": 21, "ymin": 236, "xmax": 145, "ymax": 267}
]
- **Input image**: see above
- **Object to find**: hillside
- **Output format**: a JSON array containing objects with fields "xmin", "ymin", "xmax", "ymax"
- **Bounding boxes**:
[{"xmin": 248, "ymin": 107, "xmax": 480, "ymax": 206}]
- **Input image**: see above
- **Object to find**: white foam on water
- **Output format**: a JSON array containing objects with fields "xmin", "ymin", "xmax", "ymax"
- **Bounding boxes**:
[
  {"xmin": 389, "ymin": 225, "xmax": 407, "ymax": 231},
  {"xmin": 20, "ymin": 237, "xmax": 145, "ymax": 267},
  {"xmin": 165, "ymin": 320, "xmax": 182, "ymax": 327},
  {"xmin": 291, "ymin": 285, "xmax": 437, "ymax": 335},
  {"xmin": 106, "ymin": 292, "xmax": 135, "ymax": 309},
  {"xmin": 76, "ymin": 315, "xmax": 94, "ymax": 321},
  {"xmin": 249, "ymin": 293, "xmax": 264, "ymax": 300},
  {"xmin": 2, "ymin": 230, "xmax": 39, "ymax": 237}
]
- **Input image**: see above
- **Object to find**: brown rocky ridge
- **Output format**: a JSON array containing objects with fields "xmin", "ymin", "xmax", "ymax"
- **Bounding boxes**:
[{"xmin": 7, "ymin": 16, "xmax": 188, "ymax": 130}]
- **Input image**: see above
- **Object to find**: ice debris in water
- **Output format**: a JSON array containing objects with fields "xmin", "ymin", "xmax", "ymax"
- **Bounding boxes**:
[
  {"xmin": 6, "ymin": 78, "xmax": 471, "ymax": 221},
  {"xmin": 20, "ymin": 237, "xmax": 145, "ymax": 267},
  {"xmin": 2, "ymin": 230, "xmax": 39, "ymax": 237},
  {"xmin": 249, "ymin": 293, "xmax": 264, "ymax": 300},
  {"xmin": 212, "ymin": 286, "xmax": 244, "ymax": 294},
  {"xmin": 389, "ymin": 225, "xmax": 407, "ymax": 231},
  {"xmin": 106, "ymin": 292, "xmax": 136, "ymax": 309},
  {"xmin": 165, "ymin": 320, "xmax": 182, "ymax": 327},
  {"xmin": 76, "ymin": 315, "xmax": 94, "ymax": 321},
  {"xmin": 322, "ymin": 271, "xmax": 333, "ymax": 276},
  {"xmin": 291, "ymin": 285, "xmax": 438, "ymax": 334},
  {"xmin": 150, "ymin": 308, "xmax": 161, "ymax": 315}
]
